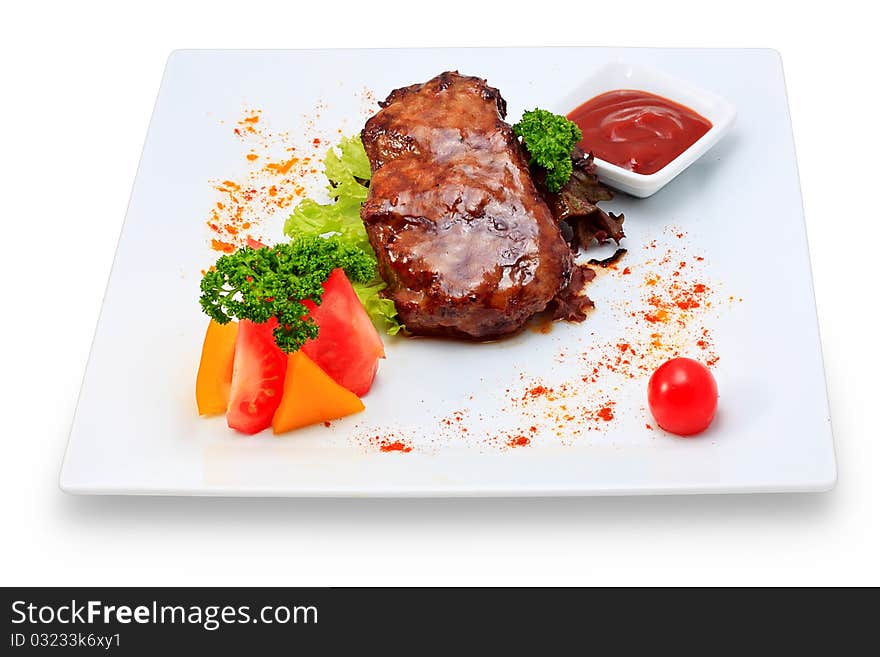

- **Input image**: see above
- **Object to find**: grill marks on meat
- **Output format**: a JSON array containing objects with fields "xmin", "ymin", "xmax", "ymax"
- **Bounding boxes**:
[{"xmin": 361, "ymin": 72, "xmax": 575, "ymax": 340}]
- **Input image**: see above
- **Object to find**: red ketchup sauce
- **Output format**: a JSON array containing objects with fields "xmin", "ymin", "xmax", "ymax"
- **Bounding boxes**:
[{"xmin": 567, "ymin": 90, "xmax": 712, "ymax": 175}]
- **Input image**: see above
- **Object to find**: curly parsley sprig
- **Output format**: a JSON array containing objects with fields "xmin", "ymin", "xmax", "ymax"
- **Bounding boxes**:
[
  {"xmin": 199, "ymin": 236, "xmax": 376, "ymax": 352},
  {"xmin": 513, "ymin": 108, "xmax": 583, "ymax": 193}
]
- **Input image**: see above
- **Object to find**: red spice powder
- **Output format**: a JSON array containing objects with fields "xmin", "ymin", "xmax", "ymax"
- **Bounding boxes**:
[
  {"xmin": 524, "ymin": 385, "xmax": 552, "ymax": 399},
  {"xmin": 575, "ymin": 229, "xmax": 722, "ymax": 416},
  {"xmin": 379, "ymin": 440, "xmax": 413, "ymax": 453},
  {"xmin": 637, "ymin": 269, "xmax": 712, "ymax": 325},
  {"xmin": 507, "ymin": 435, "xmax": 531, "ymax": 448},
  {"xmin": 264, "ymin": 157, "xmax": 299, "ymax": 175},
  {"xmin": 353, "ymin": 430, "xmax": 418, "ymax": 453},
  {"xmin": 210, "ymin": 239, "xmax": 236, "ymax": 254},
  {"xmin": 204, "ymin": 108, "xmax": 330, "ymax": 253},
  {"xmin": 643, "ymin": 309, "xmax": 670, "ymax": 324}
]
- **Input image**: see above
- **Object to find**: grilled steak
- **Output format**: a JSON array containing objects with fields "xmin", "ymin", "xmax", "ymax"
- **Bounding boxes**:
[{"xmin": 360, "ymin": 71, "xmax": 575, "ymax": 340}]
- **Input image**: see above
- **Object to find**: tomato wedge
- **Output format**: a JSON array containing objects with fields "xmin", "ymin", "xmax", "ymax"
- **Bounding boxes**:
[
  {"xmin": 301, "ymin": 268, "xmax": 385, "ymax": 397},
  {"xmin": 226, "ymin": 319, "xmax": 288, "ymax": 435}
]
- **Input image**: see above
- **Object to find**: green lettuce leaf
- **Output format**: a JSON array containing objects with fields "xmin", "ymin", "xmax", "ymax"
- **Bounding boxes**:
[
  {"xmin": 284, "ymin": 136, "xmax": 372, "ymax": 250},
  {"xmin": 285, "ymin": 196, "xmax": 371, "ymax": 252},
  {"xmin": 325, "ymin": 134, "xmax": 371, "ymax": 186},
  {"xmin": 352, "ymin": 278, "xmax": 405, "ymax": 336}
]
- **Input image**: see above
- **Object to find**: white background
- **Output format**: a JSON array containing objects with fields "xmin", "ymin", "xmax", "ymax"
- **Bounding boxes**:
[{"xmin": 1, "ymin": 0, "xmax": 876, "ymax": 586}]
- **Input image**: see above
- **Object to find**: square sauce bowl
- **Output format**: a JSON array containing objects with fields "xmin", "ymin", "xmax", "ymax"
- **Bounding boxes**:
[{"xmin": 553, "ymin": 61, "xmax": 737, "ymax": 197}]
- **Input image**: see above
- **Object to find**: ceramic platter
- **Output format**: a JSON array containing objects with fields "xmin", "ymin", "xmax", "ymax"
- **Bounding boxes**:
[{"xmin": 60, "ymin": 48, "xmax": 836, "ymax": 496}]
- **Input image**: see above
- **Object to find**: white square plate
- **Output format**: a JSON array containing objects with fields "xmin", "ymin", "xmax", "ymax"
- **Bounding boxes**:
[{"xmin": 60, "ymin": 48, "xmax": 836, "ymax": 496}]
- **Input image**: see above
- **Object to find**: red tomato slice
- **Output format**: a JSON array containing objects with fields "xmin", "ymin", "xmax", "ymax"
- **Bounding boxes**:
[
  {"xmin": 301, "ymin": 268, "xmax": 385, "ymax": 397},
  {"xmin": 226, "ymin": 319, "xmax": 288, "ymax": 435}
]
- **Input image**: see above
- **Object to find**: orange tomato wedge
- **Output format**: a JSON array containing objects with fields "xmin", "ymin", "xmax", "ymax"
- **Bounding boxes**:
[
  {"xmin": 272, "ymin": 351, "xmax": 365, "ymax": 434},
  {"xmin": 195, "ymin": 320, "xmax": 238, "ymax": 415}
]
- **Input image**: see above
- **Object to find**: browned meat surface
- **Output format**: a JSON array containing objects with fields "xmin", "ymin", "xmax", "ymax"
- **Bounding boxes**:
[{"xmin": 360, "ymin": 71, "xmax": 574, "ymax": 340}]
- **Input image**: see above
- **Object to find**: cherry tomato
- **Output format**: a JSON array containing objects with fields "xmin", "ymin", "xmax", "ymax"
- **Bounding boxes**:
[{"xmin": 647, "ymin": 357, "xmax": 718, "ymax": 436}]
